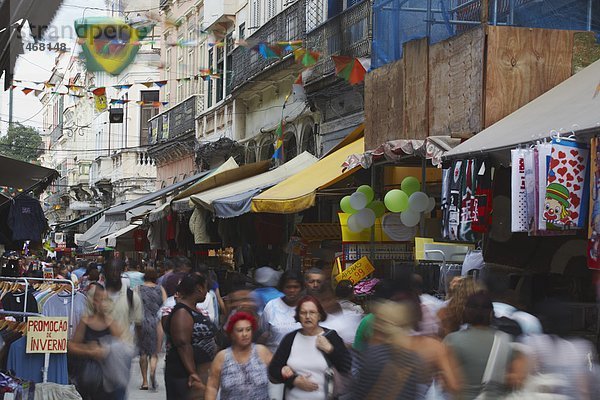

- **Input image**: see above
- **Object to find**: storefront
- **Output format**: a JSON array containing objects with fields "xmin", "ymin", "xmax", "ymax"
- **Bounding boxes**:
[{"xmin": 440, "ymin": 57, "xmax": 600, "ymax": 341}]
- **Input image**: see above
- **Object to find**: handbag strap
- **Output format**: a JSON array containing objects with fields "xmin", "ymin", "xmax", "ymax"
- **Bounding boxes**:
[{"xmin": 481, "ymin": 332, "xmax": 502, "ymax": 384}]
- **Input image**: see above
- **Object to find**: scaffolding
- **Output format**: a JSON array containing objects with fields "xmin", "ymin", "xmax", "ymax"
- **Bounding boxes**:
[{"xmin": 373, "ymin": 0, "xmax": 598, "ymax": 68}]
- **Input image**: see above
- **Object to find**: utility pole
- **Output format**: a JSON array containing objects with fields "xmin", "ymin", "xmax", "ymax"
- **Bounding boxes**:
[{"xmin": 8, "ymin": 85, "xmax": 13, "ymax": 127}]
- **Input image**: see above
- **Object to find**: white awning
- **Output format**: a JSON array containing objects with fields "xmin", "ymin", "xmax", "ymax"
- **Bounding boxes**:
[
  {"xmin": 445, "ymin": 58, "xmax": 600, "ymax": 159},
  {"xmin": 98, "ymin": 224, "xmax": 140, "ymax": 249},
  {"xmin": 190, "ymin": 152, "xmax": 318, "ymax": 218}
]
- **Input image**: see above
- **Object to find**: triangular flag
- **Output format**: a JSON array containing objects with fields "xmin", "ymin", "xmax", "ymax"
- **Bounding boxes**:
[
  {"xmin": 22, "ymin": 88, "xmax": 33, "ymax": 95},
  {"xmin": 161, "ymin": 102, "xmax": 169, "ymax": 106},
  {"xmin": 141, "ymin": 82, "xmax": 154, "ymax": 88},
  {"xmin": 272, "ymin": 121, "xmax": 285, "ymax": 160},
  {"xmin": 44, "ymin": 82, "xmax": 55, "ymax": 89},
  {"xmin": 34, "ymin": 90, "xmax": 42, "ymax": 97},
  {"xmin": 154, "ymin": 80, "xmax": 167, "ymax": 87},
  {"xmin": 136, "ymin": 101, "xmax": 145, "ymax": 105}
]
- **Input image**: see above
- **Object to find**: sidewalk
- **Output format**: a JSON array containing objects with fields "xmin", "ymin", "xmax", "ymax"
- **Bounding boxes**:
[{"xmin": 127, "ymin": 354, "xmax": 166, "ymax": 400}]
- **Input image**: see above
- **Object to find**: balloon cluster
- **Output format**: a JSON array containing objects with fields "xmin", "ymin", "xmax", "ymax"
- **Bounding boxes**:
[
  {"xmin": 340, "ymin": 185, "xmax": 386, "ymax": 233},
  {"xmin": 383, "ymin": 176, "xmax": 435, "ymax": 227}
]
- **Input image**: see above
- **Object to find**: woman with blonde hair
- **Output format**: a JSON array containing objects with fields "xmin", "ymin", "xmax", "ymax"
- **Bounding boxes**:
[
  {"xmin": 438, "ymin": 277, "xmax": 481, "ymax": 337},
  {"xmin": 351, "ymin": 301, "xmax": 424, "ymax": 399}
]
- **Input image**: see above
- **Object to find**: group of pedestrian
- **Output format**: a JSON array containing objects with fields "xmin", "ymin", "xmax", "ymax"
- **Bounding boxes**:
[{"xmin": 20, "ymin": 252, "xmax": 597, "ymax": 400}]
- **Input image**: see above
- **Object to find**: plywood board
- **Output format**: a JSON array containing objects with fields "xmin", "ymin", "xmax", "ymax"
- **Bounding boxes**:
[
  {"xmin": 429, "ymin": 27, "xmax": 485, "ymax": 137},
  {"xmin": 364, "ymin": 60, "xmax": 404, "ymax": 150},
  {"xmin": 485, "ymin": 26, "xmax": 573, "ymax": 128},
  {"xmin": 572, "ymin": 31, "xmax": 600, "ymax": 74},
  {"xmin": 403, "ymin": 37, "xmax": 429, "ymax": 139}
]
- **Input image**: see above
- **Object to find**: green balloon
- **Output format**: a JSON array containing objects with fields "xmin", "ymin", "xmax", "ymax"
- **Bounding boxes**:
[
  {"xmin": 401, "ymin": 176, "xmax": 421, "ymax": 196},
  {"xmin": 357, "ymin": 185, "xmax": 375, "ymax": 203},
  {"xmin": 340, "ymin": 195, "xmax": 358, "ymax": 214},
  {"xmin": 384, "ymin": 189, "xmax": 409, "ymax": 213},
  {"xmin": 367, "ymin": 200, "xmax": 386, "ymax": 218}
]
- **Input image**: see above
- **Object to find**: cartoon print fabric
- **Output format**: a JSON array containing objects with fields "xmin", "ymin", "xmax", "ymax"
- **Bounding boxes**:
[
  {"xmin": 544, "ymin": 138, "xmax": 590, "ymax": 230},
  {"xmin": 588, "ymin": 137, "xmax": 600, "ymax": 270}
]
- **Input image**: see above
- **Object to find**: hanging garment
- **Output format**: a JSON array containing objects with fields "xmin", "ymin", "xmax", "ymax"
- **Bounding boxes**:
[
  {"xmin": 472, "ymin": 161, "xmax": 493, "ymax": 234},
  {"xmin": 523, "ymin": 149, "xmax": 537, "ymax": 233},
  {"xmin": 147, "ymin": 218, "xmax": 168, "ymax": 250},
  {"xmin": 511, "ymin": 149, "xmax": 529, "ymax": 232},
  {"xmin": 189, "ymin": 207, "xmax": 211, "ymax": 244},
  {"xmin": 447, "ymin": 160, "xmax": 463, "ymax": 240},
  {"xmin": 458, "ymin": 159, "xmax": 477, "ymax": 242},
  {"xmin": 7, "ymin": 195, "xmax": 48, "ymax": 241},
  {"xmin": 545, "ymin": 138, "xmax": 590, "ymax": 229},
  {"xmin": 441, "ymin": 167, "xmax": 451, "ymax": 239},
  {"xmin": 588, "ymin": 137, "xmax": 600, "ymax": 270}
]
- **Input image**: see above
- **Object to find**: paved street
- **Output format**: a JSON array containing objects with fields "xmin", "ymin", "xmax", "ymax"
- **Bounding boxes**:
[{"xmin": 127, "ymin": 354, "xmax": 166, "ymax": 400}]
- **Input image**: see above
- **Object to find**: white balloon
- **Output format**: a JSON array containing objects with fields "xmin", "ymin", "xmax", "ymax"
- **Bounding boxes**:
[
  {"xmin": 347, "ymin": 214, "xmax": 363, "ymax": 233},
  {"xmin": 349, "ymin": 191, "xmax": 368, "ymax": 210},
  {"xmin": 408, "ymin": 191, "xmax": 429, "ymax": 213},
  {"xmin": 400, "ymin": 210, "xmax": 420, "ymax": 227},
  {"xmin": 356, "ymin": 208, "xmax": 376, "ymax": 229},
  {"xmin": 425, "ymin": 197, "xmax": 436, "ymax": 213}
]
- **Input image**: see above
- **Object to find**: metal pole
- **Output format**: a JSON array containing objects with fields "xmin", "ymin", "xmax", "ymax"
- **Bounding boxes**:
[
  {"xmin": 587, "ymin": 0, "xmax": 593, "ymax": 31},
  {"xmin": 426, "ymin": 0, "xmax": 433, "ymax": 37},
  {"xmin": 370, "ymin": 164, "xmax": 376, "ymax": 262},
  {"xmin": 492, "ymin": 0, "xmax": 498, "ymax": 26},
  {"xmin": 8, "ymin": 85, "xmax": 13, "ymax": 127},
  {"xmin": 509, "ymin": 0, "xmax": 515, "ymax": 25},
  {"xmin": 420, "ymin": 156, "xmax": 426, "ymax": 237}
]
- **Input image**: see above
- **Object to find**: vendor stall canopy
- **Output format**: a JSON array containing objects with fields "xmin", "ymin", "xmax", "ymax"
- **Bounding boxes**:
[
  {"xmin": 190, "ymin": 151, "xmax": 318, "ymax": 218},
  {"xmin": 444, "ymin": 58, "xmax": 600, "ymax": 160},
  {"xmin": 0, "ymin": 155, "xmax": 59, "ymax": 205},
  {"xmin": 251, "ymin": 137, "xmax": 365, "ymax": 214}
]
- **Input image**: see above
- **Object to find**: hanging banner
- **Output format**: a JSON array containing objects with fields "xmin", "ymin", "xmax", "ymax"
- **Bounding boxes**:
[
  {"xmin": 511, "ymin": 149, "xmax": 528, "ymax": 232},
  {"xmin": 26, "ymin": 317, "xmax": 68, "ymax": 353},
  {"xmin": 92, "ymin": 87, "xmax": 107, "ymax": 112},
  {"xmin": 588, "ymin": 137, "xmax": 600, "ymax": 269},
  {"xmin": 545, "ymin": 138, "xmax": 590, "ymax": 229}
]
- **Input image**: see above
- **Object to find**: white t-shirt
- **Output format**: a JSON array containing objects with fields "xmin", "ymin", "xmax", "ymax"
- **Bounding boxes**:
[
  {"xmin": 261, "ymin": 297, "xmax": 300, "ymax": 353},
  {"xmin": 286, "ymin": 332, "xmax": 329, "ymax": 400},
  {"xmin": 320, "ymin": 311, "xmax": 363, "ymax": 346}
]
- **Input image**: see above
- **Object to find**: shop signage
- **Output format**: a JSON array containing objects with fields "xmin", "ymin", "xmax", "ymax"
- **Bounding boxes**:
[
  {"xmin": 335, "ymin": 256, "xmax": 374, "ymax": 284},
  {"xmin": 43, "ymin": 267, "xmax": 54, "ymax": 280},
  {"xmin": 26, "ymin": 317, "xmax": 68, "ymax": 353}
]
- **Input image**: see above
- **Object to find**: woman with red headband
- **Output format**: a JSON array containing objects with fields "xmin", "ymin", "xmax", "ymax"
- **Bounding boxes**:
[{"xmin": 205, "ymin": 311, "xmax": 272, "ymax": 400}]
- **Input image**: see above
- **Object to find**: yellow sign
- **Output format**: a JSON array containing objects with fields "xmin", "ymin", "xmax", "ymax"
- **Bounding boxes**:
[
  {"xmin": 26, "ymin": 317, "xmax": 68, "ymax": 353},
  {"xmin": 335, "ymin": 256, "xmax": 374, "ymax": 284}
]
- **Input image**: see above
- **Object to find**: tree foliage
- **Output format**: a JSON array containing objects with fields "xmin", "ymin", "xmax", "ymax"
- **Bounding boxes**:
[{"xmin": 0, "ymin": 123, "xmax": 43, "ymax": 163}]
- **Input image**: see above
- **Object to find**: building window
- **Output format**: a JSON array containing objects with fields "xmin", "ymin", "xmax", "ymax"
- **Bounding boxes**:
[
  {"xmin": 140, "ymin": 91, "xmax": 159, "ymax": 146},
  {"xmin": 267, "ymin": 0, "xmax": 276, "ymax": 20},
  {"xmin": 207, "ymin": 48, "xmax": 213, "ymax": 108},
  {"xmin": 226, "ymin": 33, "xmax": 233, "ymax": 96},
  {"xmin": 216, "ymin": 44, "xmax": 224, "ymax": 103},
  {"xmin": 238, "ymin": 23, "xmax": 245, "ymax": 40},
  {"xmin": 252, "ymin": 0, "xmax": 260, "ymax": 29}
]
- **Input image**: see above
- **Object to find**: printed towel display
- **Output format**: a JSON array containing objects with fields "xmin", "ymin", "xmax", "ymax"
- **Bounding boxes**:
[
  {"xmin": 441, "ymin": 167, "xmax": 451, "ymax": 239},
  {"xmin": 472, "ymin": 161, "xmax": 493, "ymax": 233},
  {"xmin": 523, "ymin": 149, "xmax": 536, "ymax": 233},
  {"xmin": 446, "ymin": 160, "xmax": 463, "ymax": 241},
  {"xmin": 458, "ymin": 159, "xmax": 477, "ymax": 242},
  {"xmin": 511, "ymin": 149, "xmax": 529, "ymax": 232},
  {"xmin": 588, "ymin": 137, "xmax": 600, "ymax": 270},
  {"xmin": 536, "ymin": 143, "xmax": 553, "ymax": 232},
  {"xmin": 545, "ymin": 138, "xmax": 590, "ymax": 229}
]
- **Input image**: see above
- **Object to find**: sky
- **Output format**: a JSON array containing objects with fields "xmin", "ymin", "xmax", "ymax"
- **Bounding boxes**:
[{"xmin": 0, "ymin": 0, "xmax": 108, "ymax": 135}]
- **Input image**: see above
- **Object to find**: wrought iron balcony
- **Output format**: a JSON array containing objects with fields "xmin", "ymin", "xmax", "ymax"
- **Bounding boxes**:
[
  {"xmin": 306, "ymin": 0, "xmax": 372, "ymax": 83},
  {"xmin": 149, "ymin": 95, "xmax": 197, "ymax": 145},
  {"xmin": 230, "ymin": 0, "xmax": 308, "ymax": 92},
  {"xmin": 50, "ymin": 123, "xmax": 63, "ymax": 143}
]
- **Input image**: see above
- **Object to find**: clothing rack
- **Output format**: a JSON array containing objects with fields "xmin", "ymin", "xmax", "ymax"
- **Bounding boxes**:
[
  {"xmin": 0, "ymin": 277, "xmax": 76, "ymax": 336},
  {"xmin": 0, "ymin": 309, "xmax": 54, "ymax": 384}
]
